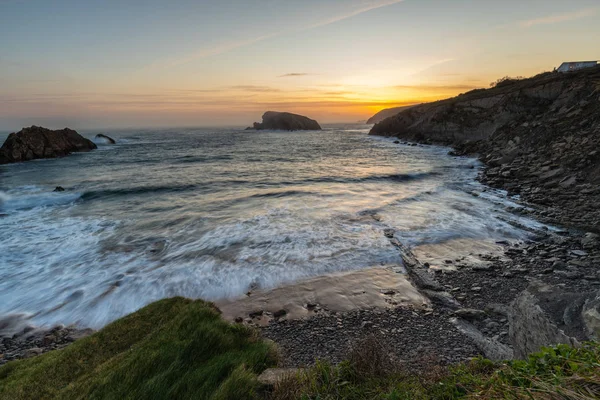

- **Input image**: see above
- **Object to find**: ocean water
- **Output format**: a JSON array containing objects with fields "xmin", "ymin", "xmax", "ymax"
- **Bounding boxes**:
[{"xmin": 0, "ymin": 125, "xmax": 546, "ymax": 329}]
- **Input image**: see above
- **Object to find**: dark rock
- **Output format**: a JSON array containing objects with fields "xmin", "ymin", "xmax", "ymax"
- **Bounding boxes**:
[
  {"xmin": 248, "ymin": 111, "xmax": 321, "ymax": 131},
  {"xmin": 508, "ymin": 282, "xmax": 582, "ymax": 359},
  {"xmin": 53, "ymin": 186, "xmax": 65, "ymax": 192},
  {"xmin": 94, "ymin": 133, "xmax": 116, "ymax": 144},
  {"xmin": 0, "ymin": 126, "xmax": 97, "ymax": 164},
  {"xmin": 450, "ymin": 317, "xmax": 513, "ymax": 360},
  {"xmin": 383, "ymin": 228, "xmax": 395, "ymax": 238},
  {"xmin": 273, "ymin": 309, "xmax": 287, "ymax": 319},
  {"xmin": 454, "ymin": 308, "xmax": 487, "ymax": 321}
]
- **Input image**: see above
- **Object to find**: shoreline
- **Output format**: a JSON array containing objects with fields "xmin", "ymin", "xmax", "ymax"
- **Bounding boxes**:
[{"xmin": 2, "ymin": 142, "xmax": 599, "ymax": 369}]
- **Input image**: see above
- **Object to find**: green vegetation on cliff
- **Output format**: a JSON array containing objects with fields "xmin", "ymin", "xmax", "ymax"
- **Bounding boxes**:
[
  {"xmin": 0, "ymin": 298, "xmax": 277, "ymax": 400},
  {"xmin": 272, "ymin": 340, "xmax": 600, "ymax": 399}
]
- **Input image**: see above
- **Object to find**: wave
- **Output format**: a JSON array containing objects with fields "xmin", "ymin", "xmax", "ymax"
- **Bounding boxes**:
[
  {"xmin": 77, "ymin": 172, "xmax": 439, "ymax": 202},
  {"xmin": 81, "ymin": 184, "xmax": 199, "ymax": 200},
  {"xmin": 291, "ymin": 171, "xmax": 440, "ymax": 185},
  {"xmin": 247, "ymin": 190, "xmax": 319, "ymax": 199},
  {"xmin": 0, "ymin": 189, "xmax": 81, "ymax": 212}
]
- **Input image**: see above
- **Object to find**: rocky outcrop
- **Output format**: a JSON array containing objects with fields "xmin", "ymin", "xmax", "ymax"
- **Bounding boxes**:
[
  {"xmin": 370, "ymin": 66, "xmax": 600, "ymax": 231},
  {"xmin": 95, "ymin": 133, "xmax": 116, "ymax": 144},
  {"xmin": 506, "ymin": 281, "xmax": 600, "ymax": 359},
  {"xmin": 248, "ymin": 111, "xmax": 321, "ymax": 131},
  {"xmin": 366, "ymin": 105, "xmax": 415, "ymax": 124},
  {"xmin": 0, "ymin": 126, "xmax": 97, "ymax": 164}
]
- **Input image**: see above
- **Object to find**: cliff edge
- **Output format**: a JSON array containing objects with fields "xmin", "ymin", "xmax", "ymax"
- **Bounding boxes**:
[{"xmin": 370, "ymin": 66, "xmax": 600, "ymax": 231}]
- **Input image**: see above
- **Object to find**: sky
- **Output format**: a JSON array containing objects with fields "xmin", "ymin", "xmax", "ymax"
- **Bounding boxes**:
[{"xmin": 1, "ymin": 0, "xmax": 599, "ymax": 130}]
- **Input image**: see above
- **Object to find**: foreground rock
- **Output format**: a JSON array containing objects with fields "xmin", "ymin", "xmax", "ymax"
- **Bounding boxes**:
[
  {"xmin": 94, "ymin": 133, "xmax": 116, "ymax": 144},
  {"xmin": 247, "ymin": 111, "xmax": 321, "ymax": 131},
  {"xmin": 369, "ymin": 65, "xmax": 600, "ymax": 231},
  {"xmin": 0, "ymin": 126, "xmax": 97, "ymax": 164}
]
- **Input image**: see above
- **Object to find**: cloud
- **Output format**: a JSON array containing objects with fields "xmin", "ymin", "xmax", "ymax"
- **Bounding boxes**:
[
  {"xmin": 392, "ymin": 84, "xmax": 479, "ymax": 91},
  {"xmin": 520, "ymin": 7, "xmax": 597, "ymax": 28},
  {"xmin": 148, "ymin": 33, "xmax": 278, "ymax": 70},
  {"xmin": 229, "ymin": 85, "xmax": 281, "ymax": 93},
  {"xmin": 146, "ymin": 0, "xmax": 404, "ymax": 70},
  {"xmin": 278, "ymin": 73, "xmax": 312, "ymax": 78},
  {"xmin": 305, "ymin": 0, "xmax": 405, "ymax": 30}
]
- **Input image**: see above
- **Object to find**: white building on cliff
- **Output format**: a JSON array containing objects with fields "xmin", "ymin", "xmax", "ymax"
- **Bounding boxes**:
[{"xmin": 557, "ymin": 61, "xmax": 598, "ymax": 73}]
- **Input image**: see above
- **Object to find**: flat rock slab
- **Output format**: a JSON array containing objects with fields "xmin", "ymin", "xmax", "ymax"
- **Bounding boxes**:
[{"xmin": 218, "ymin": 267, "xmax": 429, "ymax": 325}]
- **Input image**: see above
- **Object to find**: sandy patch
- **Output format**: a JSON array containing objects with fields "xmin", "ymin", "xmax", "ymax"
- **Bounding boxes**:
[{"xmin": 218, "ymin": 266, "xmax": 429, "ymax": 325}]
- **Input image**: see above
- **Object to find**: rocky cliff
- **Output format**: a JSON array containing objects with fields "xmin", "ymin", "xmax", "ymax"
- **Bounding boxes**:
[
  {"xmin": 0, "ymin": 126, "xmax": 97, "ymax": 164},
  {"xmin": 370, "ymin": 66, "xmax": 600, "ymax": 231},
  {"xmin": 248, "ymin": 111, "xmax": 321, "ymax": 131},
  {"xmin": 366, "ymin": 105, "xmax": 415, "ymax": 124}
]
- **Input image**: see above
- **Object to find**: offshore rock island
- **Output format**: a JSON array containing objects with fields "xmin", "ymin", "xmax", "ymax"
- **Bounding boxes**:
[
  {"xmin": 246, "ymin": 111, "xmax": 322, "ymax": 131},
  {"xmin": 0, "ymin": 126, "xmax": 96, "ymax": 164}
]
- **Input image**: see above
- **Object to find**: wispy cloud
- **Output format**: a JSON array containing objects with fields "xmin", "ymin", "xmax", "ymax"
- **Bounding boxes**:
[
  {"xmin": 392, "ymin": 84, "xmax": 479, "ymax": 91},
  {"xmin": 229, "ymin": 85, "xmax": 281, "ymax": 93},
  {"xmin": 520, "ymin": 7, "xmax": 597, "ymax": 28},
  {"xmin": 146, "ymin": 0, "xmax": 404, "ymax": 70},
  {"xmin": 278, "ymin": 73, "xmax": 312, "ymax": 78},
  {"xmin": 148, "ymin": 33, "xmax": 278, "ymax": 70},
  {"xmin": 305, "ymin": 0, "xmax": 405, "ymax": 30}
]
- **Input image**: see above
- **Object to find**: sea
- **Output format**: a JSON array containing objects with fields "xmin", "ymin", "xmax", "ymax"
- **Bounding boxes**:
[{"xmin": 0, "ymin": 125, "xmax": 550, "ymax": 330}]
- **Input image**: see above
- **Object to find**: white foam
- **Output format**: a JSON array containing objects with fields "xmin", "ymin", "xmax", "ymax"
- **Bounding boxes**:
[{"xmin": 1, "ymin": 185, "xmax": 82, "ymax": 209}]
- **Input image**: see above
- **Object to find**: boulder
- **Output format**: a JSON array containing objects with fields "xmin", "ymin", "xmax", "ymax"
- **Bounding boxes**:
[
  {"xmin": 248, "ymin": 111, "xmax": 321, "ymax": 131},
  {"xmin": 453, "ymin": 308, "xmax": 487, "ymax": 321},
  {"xmin": 258, "ymin": 368, "xmax": 300, "ymax": 387},
  {"xmin": 508, "ymin": 282, "xmax": 590, "ymax": 359},
  {"xmin": 95, "ymin": 133, "xmax": 116, "ymax": 144},
  {"xmin": 0, "ymin": 126, "xmax": 97, "ymax": 164},
  {"xmin": 450, "ymin": 317, "xmax": 513, "ymax": 361},
  {"xmin": 582, "ymin": 292, "xmax": 600, "ymax": 340}
]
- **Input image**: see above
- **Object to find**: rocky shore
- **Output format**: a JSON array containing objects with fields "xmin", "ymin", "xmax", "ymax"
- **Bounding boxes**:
[
  {"xmin": 370, "ymin": 66, "xmax": 600, "ymax": 232},
  {"xmin": 3, "ymin": 151, "xmax": 599, "ymax": 369},
  {"xmin": 260, "ymin": 69, "xmax": 600, "ymax": 368},
  {"xmin": 0, "ymin": 325, "xmax": 93, "ymax": 366}
]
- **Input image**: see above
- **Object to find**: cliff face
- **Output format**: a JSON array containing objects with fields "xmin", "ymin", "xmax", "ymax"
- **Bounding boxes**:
[
  {"xmin": 370, "ymin": 66, "xmax": 600, "ymax": 230},
  {"xmin": 366, "ymin": 105, "xmax": 415, "ymax": 124},
  {"xmin": 0, "ymin": 126, "xmax": 97, "ymax": 164},
  {"xmin": 249, "ymin": 111, "xmax": 321, "ymax": 131}
]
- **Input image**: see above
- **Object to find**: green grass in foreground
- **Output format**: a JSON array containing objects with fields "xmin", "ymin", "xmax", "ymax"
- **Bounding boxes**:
[
  {"xmin": 272, "ymin": 339, "xmax": 600, "ymax": 399},
  {"xmin": 1, "ymin": 298, "xmax": 599, "ymax": 400},
  {"xmin": 0, "ymin": 297, "xmax": 277, "ymax": 400}
]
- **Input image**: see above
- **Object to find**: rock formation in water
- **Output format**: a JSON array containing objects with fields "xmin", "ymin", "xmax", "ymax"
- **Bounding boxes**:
[
  {"xmin": 95, "ymin": 133, "xmax": 116, "ymax": 144},
  {"xmin": 0, "ymin": 126, "xmax": 97, "ymax": 164},
  {"xmin": 247, "ymin": 111, "xmax": 321, "ymax": 131},
  {"xmin": 370, "ymin": 65, "xmax": 600, "ymax": 230},
  {"xmin": 366, "ymin": 105, "xmax": 416, "ymax": 124}
]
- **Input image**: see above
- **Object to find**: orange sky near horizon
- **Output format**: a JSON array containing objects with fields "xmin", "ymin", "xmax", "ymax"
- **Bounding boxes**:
[{"xmin": 1, "ymin": 0, "xmax": 599, "ymax": 130}]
